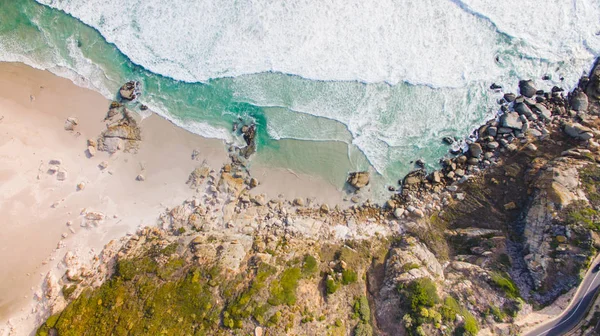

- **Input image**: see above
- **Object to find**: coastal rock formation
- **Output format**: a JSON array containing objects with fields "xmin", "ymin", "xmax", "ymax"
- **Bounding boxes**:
[
  {"xmin": 119, "ymin": 81, "xmax": 140, "ymax": 101},
  {"xmin": 97, "ymin": 107, "xmax": 141, "ymax": 153},
  {"xmin": 519, "ymin": 80, "xmax": 537, "ymax": 98},
  {"xmin": 347, "ymin": 171, "xmax": 370, "ymax": 189}
]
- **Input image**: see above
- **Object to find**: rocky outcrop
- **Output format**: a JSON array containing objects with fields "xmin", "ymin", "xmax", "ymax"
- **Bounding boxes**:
[
  {"xmin": 347, "ymin": 171, "xmax": 370, "ymax": 189},
  {"xmin": 97, "ymin": 107, "xmax": 141, "ymax": 153},
  {"xmin": 119, "ymin": 81, "xmax": 140, "ymax": 101}
]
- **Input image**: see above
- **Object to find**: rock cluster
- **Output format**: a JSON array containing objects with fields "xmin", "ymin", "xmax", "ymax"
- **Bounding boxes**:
[{"xmin": 118, "ymin": 81, "xmax": 141, "ymax": 101}]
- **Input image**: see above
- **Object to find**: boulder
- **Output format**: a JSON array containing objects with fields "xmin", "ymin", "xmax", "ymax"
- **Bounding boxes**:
[
  {"xmin": 519, "ymin": 80, "xmax": 537, "ymax": 98},
  {"xmin": 119, "ymin": 81, "xmax": 140, "ymax": 101},
  {"xmin": 87, "ymin": 146, "xmax": 96, "ymax": 157},
  {"xmin": 586, "ymin": 60, "xmax": 600, "ymax": 100},
  {"xmin": 570, "ymin": 89, "xmax": 589, "ymax": 111},
  {"xmin": 394, "ymin": 208, "xmax": 405, "ymax": 219},
  {"xmin": 533, "ymin": 104, "xmax": 552, "ymax": 121},
  {"xmin": 136, "ymin": 174, "xmax": 145, "ymax": 181},
  {"xmin": 249, "ymin": 177, "xmax": 259, "ymax": 188},
  {"xmin": 468, "ymin": 143, "xmax": 483, "ymax": 158},
  {"xmin": 503, "ymin": 93, "xmax": 516, "ymax": 102},
  {"xmin": 514, "ymin": 102, "xmax": 533, "ymax": 118},
  {"xmin": 564, "ymin": 122, "xmax": 594, "ymax": 140},
  {"xmin": 347, "ymin": 171, "xmax": 370, "ymax": 189},
  {"xmin": 500, "ymin": 112, "xmax": 523, "ymax": 130}
]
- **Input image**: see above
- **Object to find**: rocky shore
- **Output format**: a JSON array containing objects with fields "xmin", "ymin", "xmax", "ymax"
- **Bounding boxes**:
[{"xmin": 26, "ymin": 58, "xmax": 600, "ymax": 336}]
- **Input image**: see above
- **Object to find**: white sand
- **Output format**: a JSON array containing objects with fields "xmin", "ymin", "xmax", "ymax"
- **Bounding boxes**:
[{"xmin": 0, "ymin": 62, "xmax": 345, "ymax": 335}]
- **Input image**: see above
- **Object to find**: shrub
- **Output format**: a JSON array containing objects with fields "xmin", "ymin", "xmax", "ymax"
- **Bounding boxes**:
[
  {"xmin": 462, "ymin": 310, "xmax": 480, "ymax": 335},
  {"xmin": 326, "ymin": 278, "xmax": 340, "ymax": 295},
  {"xmin": 440, "ymin": 296, "xmax": 460, "ymax": 321},
  {"xmin": 353, "ymin": 296, "xmax": 371, "ymax": 323},
  {"xmin": 402, "ymin": 263, "xmax": 421, "ymax": 272},
  {"xmin": 354, "ymin": 322, "xmax": 373, "ymax": 336},
  {"xmin": 404, "ymin": 278, "xmax": 439, "ymax": 312},
  {"xmin": 302, "ymin": 255, "xmax": 318, "ymax": 277},
  {"xmin": 342, "ymin": 269, "xmax": 358, "ymax": 285}
]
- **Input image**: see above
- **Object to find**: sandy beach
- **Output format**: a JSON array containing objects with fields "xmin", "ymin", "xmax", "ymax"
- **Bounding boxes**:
[{"xmin": 0, "ymin": 62, "xmax": 345, "ymax": 334}]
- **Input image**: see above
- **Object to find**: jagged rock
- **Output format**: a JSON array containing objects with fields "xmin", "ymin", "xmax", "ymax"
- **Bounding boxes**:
[
  {"xmin": 187, "ymin": 166, "xmax": 210, "ymax": 188},
  {"xmin": 564, "ymin": 122, "xmax": 594, "ymax": 140},
  {"xmin": 501, "ymin": 112, "xmax": 523, "ymax": 130},
  {"xmin": 514, "ymin": 102, "xmax": 533, "ymax": 118},
  {"xmin": 119, "ymin": 81, "xmax": 140, "ymax": 101},
  {"xmin": 570, "ymin": 89, "xmax": 589, "ymax": 111},
  {"xmin": 347, "ymin": 171, "xmax": 370, "ymax": 189},
  {"xmin": 519, "ymin": 80, "xmax": 537, "ymax": 98}
]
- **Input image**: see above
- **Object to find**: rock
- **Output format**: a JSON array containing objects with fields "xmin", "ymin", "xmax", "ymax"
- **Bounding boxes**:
[
  {"xmin": 503, "ymin": 93, "xmax": 516, "ymax": 102},
  {"xmin": 347, "ymin": 171, "xmax": 370, "ymax": 189},
  {"xmin": 119, "ymin": 81, "xmax": 140, "ymax": 101},
  {"xmin": 249, "ymin": 178, "xmax": 259, "ymax": 188},
  {"xmin": 500, "ymin": 112, "xmax": 523, "ymax": 130},
  {"xmin": 293, "ymin": 198, "xmax": 305, "ymax": 206},
  {"xmin": 586, "ymin": 61, "xmax": 600, "ymax": 100},
  {"xmin": 76, "ymin": 182, "xmax": 85, "ymax": 191},
  {"xmin": 87, "ymin": 146, "xmax": 96, "ymax": 157},
  {"xmin": 564, "ymin": 123, "xmax": 594, "ymax": 140},
  {"xmin": 87, "ymin": 139, "xmax": 96, "ymax": 148},
  {"xmin": 253, "ymin": 195, "xmax": 267, "ymax": 206},
  {"xmin": 64, "ymin": 117, "xmax": 78, "ymax": 131},
  {"xmin": 255, "ymin": 326, "xmax": 264, "ymax": 336},
  {"xmin": 320, "ymin": 204, "xmax": 330, "ymax": 213},
  {"xmin": 504, "ymin": 202, "xmax": 517, "ymax": 210},
  {"xmin": 490, "ymin": 83, "xmax": 502, "ymax": 90},
  {"xmin": 487, "ymin": 141, "xmax": 499, "ymax": 150},
  {"xmin": 136, "ymin": 174, "xmax": 145, "ymax": 181},
  {"xmin": 570, "ymin": 89, "xmax": 589, "ymax": 111},
  {"xmin": 533, "ymin": 104, "xmax": 552, "ymax": 121},
  {"xmin": 469, "ymin": 143, "xmax": 483, "ymax": 158},
  {"xmin": 394, "ymin": 208, "xmax": 405, "ymax": 219},
  {"xmin": 56, "ymin": 168, "xmax": 68, "ymax": 181},
  {"xmin": 443, "ymin": 136, "xmax": 455, "ymax": 145},
  {"xmin": 514, "ymin": 102, "xmax": 533, "ymax": 118},
  {"xmin": 526, "ymin": 143, "xmax": 538, "ymax": 151},
  {"xmin": 49, "ymin": 159, "xmax": 62, "ymax": 165},
  {"xmin": 99, "ymin": 161, "xmax": 108, "ymax": 170},
  {"xmin": 519, "ymin": 80, "xmax": 537, "ymax": 98},
  {"xmin": 487, "ymin": 127, "xmax": 497, "ymax": 137},
  {"xmin": 140, "ymin": 104, "xmax": 148, "ymax": 111},
  {"xmin": 351, "ymin": 196, "xmax": 360, "ymax": 203},
  {"xmin": 187, "ymin": 166, "xmax": 210, "ymax": 188},
  {"xmin": 556, "ymin": 235, "xmax": 567, "ymax": 243}
]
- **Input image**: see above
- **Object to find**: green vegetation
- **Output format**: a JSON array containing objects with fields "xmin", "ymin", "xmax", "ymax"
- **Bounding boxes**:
[
  {"xmin": 268, "ymin": 267, "xmax": 302, "ymax": 306},
  {"xmin": 353, "ymin": 296, "xmax": 373, "ymax": 336},
  {"xmin": 440, "ymin": 296, "xmax": 460, "ymax": 321},
  {"xmin": 61, "ymin": 285, "xmax": 77, "ymax": 300},
  {"xmin": 461, "ymin": 310, "xmax": 480, "ymax": 335},
  {"xmin": 341, "ymin": 269, "xmax": 358, "ymax": 285},
  {"xmin": 490, "ymin": 272, "xmax": 520, "ymax": 299},
  {"xmin": 302, "ymin": 254, "xmax": 319, "ymax": 277},
  {"xmin": 566, "ymin": 201, "xmax": 600, "ymax": 231},
  {"xmin": 326, "ymin": 277, "xmax": 340, "ymax": 295},
  {"xmin": 488, "ymin": 305, "xmax": 507, "ymax": 322},
  {"xmin": 404, "ymin": 278, "xmax": 439, "ymax": 311},
  {"xmin": 402, "ymin": 263, "xmax": 421, "ymax": 272}
]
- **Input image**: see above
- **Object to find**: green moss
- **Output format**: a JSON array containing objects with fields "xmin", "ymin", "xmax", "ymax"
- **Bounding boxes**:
[
  {"xmin": 488, "ymin": 305, "xmax": 507, "ymax": 322},
  {"xmin": 354, "ymin": 322, "xmax": 373, "ymax": 336},
  {"xmin": 268, "ymin": 267, "xmax": 302, "ymax": 306},
  {"xmin": 461, "ymin": 310, "xmax": 480, "ymax": 335},
  {"xmin": 402, "ymin": 263, "xmax": 421, "ymax": 272},
  {"xmin": 490, "ymin": 272, "xmax": 520, "ymax": 299}
]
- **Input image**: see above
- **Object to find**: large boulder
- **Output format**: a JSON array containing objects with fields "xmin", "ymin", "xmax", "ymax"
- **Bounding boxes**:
[
  {"xmin": 514, "ymin": 102, "xmax": 533, "ymax": 118},
  {"xmin": 119, "ymin": 81, "xmax": 140, "ymax": 101},
  {"xmin": 347, "ymin": 171, "xmax": 370, "ymax": 189},
  {"xmin": 564, "ymin": 122, "xmax": 594, "ymax": 140},
  {"xmin": 519, "ymin": 80, "xmax": 537, "ymax": 98},
  {"xmin": 468, "ymin": 143, "xmax": 483, "ymax": 158},
  {"xmin": 570, "ymin": 89, "xmax": 589, "ymax": 112},
  {"xmin": 500, "ymin": 112, "xmax": 523, "ymax": 130}
]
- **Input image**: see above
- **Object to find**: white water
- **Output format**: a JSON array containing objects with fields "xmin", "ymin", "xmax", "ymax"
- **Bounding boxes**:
[
  {"xmin": 25, "ymin": 0, "xmax": 600, "ymax": 177},
  {"xmin": 36, "ymin": 0, "xmax": 600, "ymax": 87}
]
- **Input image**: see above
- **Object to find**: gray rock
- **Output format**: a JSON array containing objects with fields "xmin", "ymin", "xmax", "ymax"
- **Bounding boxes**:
[
  {"xmin": 487, "ymin": 141, "xmax": 499, "ymax": 150},
  {"xmin": 487, "ymin": 127, "xmax": 497, "ymax": 137},
  {"xmin": 570, "ymin": 90, "xmax": 589, "ymax": 111},
  {"xmin": 136, "ymin": 174, "xmax": 145, "ymax": 181},
  {"xmin": 519, "ymin": 80, "xmax": 536, "ymax": 98},
  {"xmin": 500, "ymin": 112, "xmax": 523, "ymax": 130},
  {"xmin": 564, "ymin": 122, "xmax": 594, "ymax": 140},
  {"xmin": 533, "ymin": 104, "xmax": 552, "ymax": 121},
  {"xmin": 514, "ymin": 102, "xmax": 533, "ymax": 118},
  {"xmin": 394, "ymin": 208, "xmax": 405, "ymax": 219},
  {"xmin": 469, "ymin": 143, "xmax": 483, "ymax": 158},
  {"xmin": 503, "ymin": 93, "xmax": 516, "ymax": 102}
]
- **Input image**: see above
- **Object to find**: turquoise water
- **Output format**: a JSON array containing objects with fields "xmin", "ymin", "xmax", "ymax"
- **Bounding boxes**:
[{"xmin": 1, "ymin": 0, "xmax": 598, "ymax": 199}]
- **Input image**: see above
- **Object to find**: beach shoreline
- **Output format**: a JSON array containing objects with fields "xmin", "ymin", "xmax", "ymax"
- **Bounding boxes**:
[{"xmin": 0, "ymin": 62, "xmax": 345, "ymax": 334}]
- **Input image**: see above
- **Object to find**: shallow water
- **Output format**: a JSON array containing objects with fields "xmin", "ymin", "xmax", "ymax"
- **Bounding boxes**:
[{"xmin": 1, "ymin": 0, "xmax": 599, "ymax": 199}]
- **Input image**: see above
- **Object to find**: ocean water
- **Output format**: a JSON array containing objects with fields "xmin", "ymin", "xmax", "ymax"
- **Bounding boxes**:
[{"xmin": 1, "ymin": 0, "xmax": 599, "ymax": 198}]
